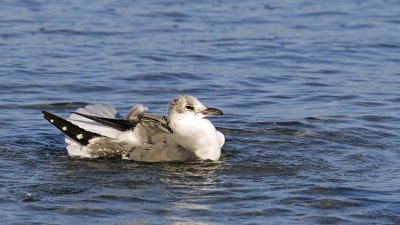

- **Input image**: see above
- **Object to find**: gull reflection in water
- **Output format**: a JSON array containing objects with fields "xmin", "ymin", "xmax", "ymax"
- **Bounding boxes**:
[{"xmin": 159, "ymin": 161, "xmax": 225, "ymax": 224}]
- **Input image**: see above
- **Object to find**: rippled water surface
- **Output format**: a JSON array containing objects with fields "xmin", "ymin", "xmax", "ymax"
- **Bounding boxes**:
[{"xmin": 1, "ymin": 0, "xmax": 400, "ymax": 224}]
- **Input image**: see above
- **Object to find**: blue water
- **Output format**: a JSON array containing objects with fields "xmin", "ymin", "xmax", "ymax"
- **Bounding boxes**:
[{"xmin": 1, "ymin": 0, "xmax": 400, "ymax": 224}]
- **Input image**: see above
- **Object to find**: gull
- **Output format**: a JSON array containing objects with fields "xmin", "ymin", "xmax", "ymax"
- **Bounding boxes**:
[{"xmin": 42, "ymin": 96, "xmax": 225, "ymax": 162}]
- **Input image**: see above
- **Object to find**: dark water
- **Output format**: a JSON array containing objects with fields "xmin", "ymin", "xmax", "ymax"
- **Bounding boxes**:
[{"xmin": 1, "ymin": 0, "xmax": 400, "ymax": 224}]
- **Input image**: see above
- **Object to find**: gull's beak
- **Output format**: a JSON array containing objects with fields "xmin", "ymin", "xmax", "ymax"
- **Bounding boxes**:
[{"xmin": 202, "ymin": 107, "xmax": 224, "ymax": 116}]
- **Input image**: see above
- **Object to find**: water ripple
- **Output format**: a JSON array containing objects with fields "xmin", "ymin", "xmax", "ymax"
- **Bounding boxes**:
[{"xmin": 1, "ymin": 0, "xmax": 400, "ymax": 224}]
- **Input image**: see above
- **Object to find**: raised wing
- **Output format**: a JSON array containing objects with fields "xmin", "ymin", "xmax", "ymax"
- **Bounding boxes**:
[
  {"xmin": 72, "ymin": 112, "xmax": 172, "ymax": 133},
  {"xmin": 73, "ymin": 112, "xmax": 136, "ymax": 131},
  {"xmin": 42, "ymin": 111, "xmax": 102, "ymax": 145}
]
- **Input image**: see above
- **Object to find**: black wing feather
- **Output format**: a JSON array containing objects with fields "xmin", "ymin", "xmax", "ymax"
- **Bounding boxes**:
[
  {"xmin": 42, "ymin": 111, "xmax": 102, "ymax": 146},
  {"xmin": 73, "ymin": 112, "xmax": 136, "ymax": 131}
]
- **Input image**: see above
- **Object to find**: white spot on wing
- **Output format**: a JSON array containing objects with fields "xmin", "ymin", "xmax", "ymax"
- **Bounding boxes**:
[
  {"xmin": 76, "ymin": 134, "xmax": 83, "ymax": 139},
  {"xmin": 50, "ymin": 119, "xmax": 54, "ymax": 123},
  {"xmin": 62, "ymin": 126, "xmax": 67, "ymax": 131}
]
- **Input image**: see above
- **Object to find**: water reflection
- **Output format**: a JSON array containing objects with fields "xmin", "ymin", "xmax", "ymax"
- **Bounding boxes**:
[
  {"xmin": 158, "ymin": 162, "xmax": 223, "ymax": 224},
  {"xmin": 159, "ymin": 161, "xmax": 223, "ymax": 186}
]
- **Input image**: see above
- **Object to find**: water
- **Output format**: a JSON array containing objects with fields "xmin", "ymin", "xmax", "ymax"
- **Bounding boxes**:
[{"xmin": 1, "ymin": 0, "xmax": 400, "ymax": 224}]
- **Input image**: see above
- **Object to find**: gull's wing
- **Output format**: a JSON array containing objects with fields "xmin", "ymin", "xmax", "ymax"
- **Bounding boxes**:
[
  {"xmin": 73, "ymin": 112, "xmax": 172, "ymax": 133},
  {"xmin": 126, "ymin": 104, "xmax": 172, "ymax": 133},
  {"xmin": 42, "ymin": 111, "xmax": 102, "ymax": 146},
  {"xmin": 141, "ymin": 113, "xmax": 172, "ymax": 133},
  {"xmin": 73, "ymin": 112, "xmax": 136, "ymax": 131},
  {"xmin": 43, "ymin": 103, "xmax": 184, "ymax": 161}
]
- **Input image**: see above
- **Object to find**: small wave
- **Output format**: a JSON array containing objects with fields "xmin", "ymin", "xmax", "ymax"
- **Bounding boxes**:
[
  {"xmin": 280, "ymin": 197, "xmax": 359, "ymax": 209},
  {"xmin": 297, "ymin": 11, "xmax": 349, "ymax": 17},
  {"xmin": 36, "ymin": 28, "xmax": 127, "ymax": 36}
]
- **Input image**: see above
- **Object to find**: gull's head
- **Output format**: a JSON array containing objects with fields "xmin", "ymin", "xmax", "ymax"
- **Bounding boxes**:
[{"xmin": 167, "ymin": 95, "xmax": 223, "ymax": 120}]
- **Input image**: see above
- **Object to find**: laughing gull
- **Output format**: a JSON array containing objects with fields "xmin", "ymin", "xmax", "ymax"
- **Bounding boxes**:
[{"xmin": 42, "ymin": 96, "xmax": 225, "ymax": 162}]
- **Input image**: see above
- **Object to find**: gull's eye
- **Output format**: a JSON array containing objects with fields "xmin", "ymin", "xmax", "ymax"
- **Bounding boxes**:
[{"xmin": 185, "ymin": 105, "xmax": 194, "ymax": 110}]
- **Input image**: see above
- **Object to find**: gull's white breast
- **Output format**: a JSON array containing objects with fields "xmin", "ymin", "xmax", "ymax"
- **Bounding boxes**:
[{"xmin": 171, "ymin": 116, "xmax": 222, "ymax": 160}]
